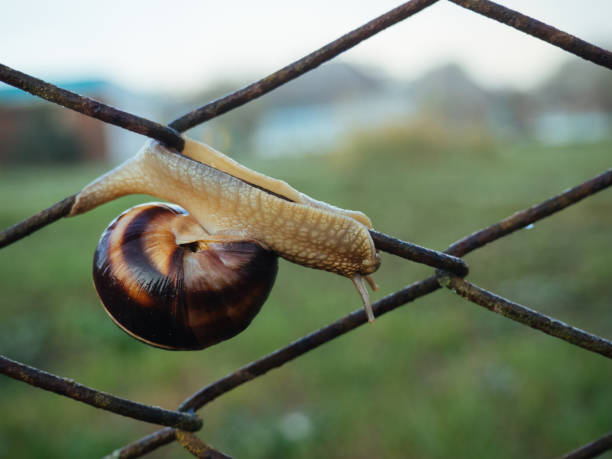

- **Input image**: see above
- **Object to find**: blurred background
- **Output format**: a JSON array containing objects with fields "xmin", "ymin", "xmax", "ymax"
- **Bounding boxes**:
[{"xmin": 1, "ymin": 1, "xmax": 611, "ymax": 458}]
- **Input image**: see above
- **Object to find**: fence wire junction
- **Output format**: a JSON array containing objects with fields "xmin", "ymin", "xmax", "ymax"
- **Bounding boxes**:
[{"xmin": 0, "ymin": 0, "xmax": 611, "ymax": 457}]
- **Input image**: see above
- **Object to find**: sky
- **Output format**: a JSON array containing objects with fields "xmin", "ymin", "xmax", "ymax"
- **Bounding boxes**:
[{"xmin": 1, "ymin": 1, "xmax": 611, "ymax": 96}]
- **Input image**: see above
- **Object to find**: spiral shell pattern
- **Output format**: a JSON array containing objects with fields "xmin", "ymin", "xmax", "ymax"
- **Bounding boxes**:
[{"xmin": 93, "ymin": 203, "xmax": 278, "ymax": 350}]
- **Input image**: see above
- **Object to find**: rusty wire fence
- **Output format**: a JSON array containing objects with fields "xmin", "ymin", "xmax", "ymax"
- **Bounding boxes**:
[{"xmin": 1, "ymin": 0, "xmax": 611, "ymax": 457}]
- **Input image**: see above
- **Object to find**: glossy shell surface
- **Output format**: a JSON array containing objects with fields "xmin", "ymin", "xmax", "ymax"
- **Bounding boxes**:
[{"xmin": 93, "ymin": 203, "xmax": 278, "ymax": 350}]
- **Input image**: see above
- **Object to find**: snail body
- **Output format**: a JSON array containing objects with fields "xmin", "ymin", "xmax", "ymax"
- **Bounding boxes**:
[
  {"xmin": 80, "ymin": 136, "xmax": 381, "ymax": 349},
  {"xmin": 73, "ymin": 138, "xmax": 379, "ymax": 279},
  {"xmin": 94, "ymin": 202, "xmax": 278, "ymax": 350}
]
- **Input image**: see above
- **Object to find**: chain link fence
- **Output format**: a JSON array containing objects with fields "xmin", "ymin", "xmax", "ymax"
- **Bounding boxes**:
[{"xmin": 1, "ymin": 0, "xmax": 611, "ymax": 457}]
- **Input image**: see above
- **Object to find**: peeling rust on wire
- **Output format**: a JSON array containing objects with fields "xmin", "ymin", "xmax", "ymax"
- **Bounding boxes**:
[
  {"xmin": 0, "ymin": 355, "xmax": 202, "ymax": 431},
  {"xmin": 0, "ymin": 64, "xmax": 184, "ymax": 151},
  {"xmin": 109, "ymin": 429, "xmax": 233, "ymax": 459},
  {"xmin": 176, "ymin": 431, "xmax": 234, "ymax": 459},
  {"xmin": 437, "ymin": 276, "xmax": 612, "ymax": 359},
  {"xmin": 168, "ymin": 0, "xmax": 440, "ymax": 133},
  {"xmin": 449, "ymin": 0, "xmax": 612, "ymax": 70}
]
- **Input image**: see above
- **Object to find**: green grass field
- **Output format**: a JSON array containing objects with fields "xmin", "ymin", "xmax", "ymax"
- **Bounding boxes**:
[{"xmin": 0, "ymin": 130, "xmax": 611, "ymax": 458}]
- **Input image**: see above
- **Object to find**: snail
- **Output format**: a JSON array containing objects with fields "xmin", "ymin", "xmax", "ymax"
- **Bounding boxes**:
[{"xmin": 74, "ymin": 136, "xmax": 381, "ymax": 350}]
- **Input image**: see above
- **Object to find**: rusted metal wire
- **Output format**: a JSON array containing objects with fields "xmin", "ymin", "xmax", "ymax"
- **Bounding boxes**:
[
  {"xmin": 0, "ymin": 59, "xmax": 468, "ymax": 278},
  {"xmin": 446, "ymin": 168, "xmax": 612, "ymax": 257},
  {"xmin": 179, "ymin": 277, "xmax": 439, "ymax": 412},
  {"xmin": 561, "ymin": 430, "xmax": 612, "ymax": 459},
  {"xmin": 371, "ymin": 230, "xmax": 468, "ymax": 276},
  {"xmin": 0, "ymin": 355, "xmax": 202, "ymax": 431},
  {"xmin": 0, "ymin": 194, "xmax": 76, "ymax": 249},
  {"xmin": 438, "ymin": 276, "xmax": 612, "ymax": 359},
  {"xmin": 1, "ymin": 131, "xmax": 606, "ymax": 457},
  {"xmin": 449, "ymin": 0, "xmax": 612, "ymax": 71},
  {"xmin": 103, "ymin": 428, "xmax": 177, "ymax": 459},
  {"xmin": 1, "ymin": 1, "xmax": 611, "ymax": 457},
  {"xmin": 0, "ymin": 0, "xmax": 440, "ymax": 151},
  {"xmin": 177, "ymin": 168, "xmax": 612, "ymax": 412},
  {"xmin": 107, "ymin": 280, "xmax": 442, "ymax": 459},
  {"xmin": 176, "ymin": 431, "xmax": 233, "ymax": 459},
  {"xmin": 107, "ymin": 429, "xmax": 232, "ymax": 459},
  {"xmin": 115, "ymin": 166, "xmax": 612, "ymax": 457},
  {"xmin": 0, "ymin": 202, "xmax": 467, "ymax": 278},
  {"xmin": 168, "ymin": 0, "xmax": 439, "ymax": 133},
  {"xmin": 0, "ymin": 64, "xmax": 184, "ymax": 151}
]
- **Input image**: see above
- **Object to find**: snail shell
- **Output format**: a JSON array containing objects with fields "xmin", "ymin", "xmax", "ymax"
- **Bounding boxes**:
[
  {"xmin": 93, "ymin": 202, "xmax": 278, "ymax": 350},
  {"xmin": 74, "ymin": 138, "xmax": 380, "ymax": 322}
]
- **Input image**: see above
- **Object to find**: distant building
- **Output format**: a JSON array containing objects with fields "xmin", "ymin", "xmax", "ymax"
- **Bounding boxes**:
[
  {"xmin": 249, "ymin": 62, "xmax": 414, "ymax": 157},
  {"xmin": 4, "ymin": 60, "xmax": 609, "ymax": 165},
  {"xmin": 534, "ymin": 111, "xmax": 612, "ymax": 145},
  {"xmin": 0, "ymin": 80, "xmax": 168, "ymax": 165},
  {"xmin": 253, "ymin": 90, "xmax": 414, "ymax": 157}
]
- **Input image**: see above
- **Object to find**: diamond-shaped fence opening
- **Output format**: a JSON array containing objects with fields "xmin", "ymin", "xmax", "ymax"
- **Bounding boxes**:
[{"xmin": 1, "ymin": 1, "xmax": 611, "ymax": 458}]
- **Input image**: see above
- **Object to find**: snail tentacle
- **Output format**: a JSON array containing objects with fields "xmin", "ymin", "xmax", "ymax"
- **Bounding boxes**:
[{"xmin": 352, "ymin": 274, "xmax": 375, "ymax": 322}]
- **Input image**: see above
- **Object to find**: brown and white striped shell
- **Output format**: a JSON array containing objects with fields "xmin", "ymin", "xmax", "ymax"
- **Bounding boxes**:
[{"xmin": 93, "ymin": 202, "xmax": 278, "ymax": 350}]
